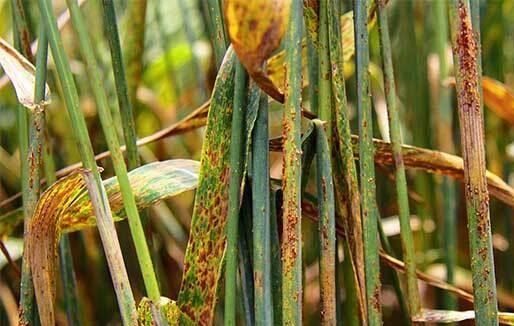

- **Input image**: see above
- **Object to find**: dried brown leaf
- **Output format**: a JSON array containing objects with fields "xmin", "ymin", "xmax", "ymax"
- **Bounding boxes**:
[{"xmin": 0, "ymin": 38, "xmax": 50, "ymax": 109}]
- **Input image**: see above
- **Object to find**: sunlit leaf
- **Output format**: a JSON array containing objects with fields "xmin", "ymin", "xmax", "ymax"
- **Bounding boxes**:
[
  {"xmin": 0, "ymin": 238, "xmax": 23, "ymax": 269},
  {"xmin": 413, "ymin": 309, "xmax": 514, "ymax": 325},
  {"xmin": 0, "ymin": 38, "xmax": 50, "ymax": 109},
  {"xmin": 61, "ymin": 159, "xmax": 200, "ymax": 232},
  {"xmin": 482, "ymin": 76, "xmax": 514, "ymax": 126},
  {"xmin": 138, "ymin": 297, "xmax": 194, "ymax": 325},
  {"xmin": 225, "ymin": 0, "xmax": 290, "ymax": 102}
]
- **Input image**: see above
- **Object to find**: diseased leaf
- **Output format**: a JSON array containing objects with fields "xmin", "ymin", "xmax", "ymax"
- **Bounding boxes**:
[
  {"xmin": 225, "ymin": 0, "xmax": 290, "ymax": 102},
  {"xmin": 0, "ymin": 38, "xmax": 50, "ymax": 109},
  {"xmin": 61, "ymin": 159, "xmax": 200, "ymax": 232},
  {"xmin": 0, "ymin": 160, "xmax": 199, "ymax": 236},
  {"xmin": 138, "ymin": 297, "xmax": 195, "ymax": 326},
  {"xmin": 28, "ymin": 172, "xmax": 86, "ymax": 326},
  {"xmin": 446, "ymin": 76, "xmax": 514, "ymax": 126},
  {"xmin": 26, "ymin": 160, "xmax": 199, "ymax": 325},
  {"xmin": 177, "ymin": 48, "xmax": 236, "ymax": 325}
]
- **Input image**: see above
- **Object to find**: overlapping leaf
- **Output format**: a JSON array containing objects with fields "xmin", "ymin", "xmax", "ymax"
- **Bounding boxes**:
[
  {"xmin": 25, "ymin": 160, "xmax": 199, "ymax": 325},
  {"xmin": 266, "ymin": 11, "xmax": 356, "ymax": 94},
  {"xmin": 225, "ymin": 0, "xmax": 290, "ymax": 102}
]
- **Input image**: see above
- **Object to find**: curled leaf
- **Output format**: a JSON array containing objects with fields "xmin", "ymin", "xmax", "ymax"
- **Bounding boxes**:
[
  {"xmin": 26, "ymin": 160, "xmax": 199, "ymax": 325},
  {"xmin": 0, "ymin": 38, "xmax": 50, "ymax": 109},
  {"xmin": 61, "ymin": 159, "xmax": 200, "ymax": 232},
  {"xmin": 225, "ymin": 0, "xmax": 290, "ymax": 102},
  {"xmin": 28, "ymin": 172, "xmax": 87, "ymax": 326}
]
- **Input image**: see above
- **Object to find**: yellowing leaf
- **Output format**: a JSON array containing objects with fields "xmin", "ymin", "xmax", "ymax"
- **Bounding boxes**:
[
  {"xmin": 225, "ymin": 0, "xmax": 290, "ymax": 102},
  {"xmin": 482, "ymin": 76, "xmax": 514, "ymax": 126},
  {"xmin": 0, "ymin": 38, "xmax": 50, "ymax": 109}
]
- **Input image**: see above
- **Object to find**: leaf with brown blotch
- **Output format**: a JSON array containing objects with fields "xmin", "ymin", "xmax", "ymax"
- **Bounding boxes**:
[
  {"xmin": 225, "ymin": 0, "xmax": 290, "ymax": 102},
  {"xmin": 0, "ymin": 38, "xmax": 50, "ymax": 109}
]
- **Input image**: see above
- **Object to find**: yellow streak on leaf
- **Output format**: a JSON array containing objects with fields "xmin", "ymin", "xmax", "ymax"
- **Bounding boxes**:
[{"xmin": 28, "ymin": 171, "xmax": 86, "ymax": 326}]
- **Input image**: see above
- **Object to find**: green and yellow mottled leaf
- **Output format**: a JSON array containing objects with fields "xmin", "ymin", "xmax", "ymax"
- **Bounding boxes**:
[
  {"xmin": 177, "ymin": 48, "xmax": 236, "ymax": 325},
  {"xmin": 225, "ymin": 0, "xmax": 289, "ymax": 102},
  {"xmin": 0, "ymin": 160, "xmax": 199, "ymax": 236},
  {"xmin": 61, "ymin": 159, "xmax": 199, "ymax": 232},
  {"xmin": 138, "ymin": 297, "xmax": 195, "ymax": 326}
]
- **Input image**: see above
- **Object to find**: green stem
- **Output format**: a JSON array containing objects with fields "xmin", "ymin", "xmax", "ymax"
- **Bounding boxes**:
[
  {"xmin": 354, "ymin": 0, "xmax": 382, "ymax": 324},
  {"xmin": 252, "ymin": 93, "xmax": 273, "ymax": 326},
  {"xmin": 449, "ymin": 1, "xmax": 498, "ymax": 325},
  {"xmin": 101, "ymin": 0, "xmax": 140, "ymax": 170},
  {"xmin": 270, "ymin": 187, "xmax": 282, "ymax": 326},
  {"xmin": 314, "ymin": 120, "xmax": 336, "ymax": 325},
  {"xmin": 433, "ymin": 0, "xmax": 457, "ymax": 312},
  {"xmin": 318, "ymin": 0, "xmax": 332, "ymax": 138},
  {"xmin": 37, "ymin": 0, "xmax": 137, "ymax": 323},
  {"xmin": 224, "ymin": 60, "xmax": 247, "ymax": 326},
  {"xmin": 12, "ymin": 1, "xmax": 38, "ymax": 322},
  {"xmin": 281, "ymin": 1, "xmax": 303, "ymax": 324},
  {"xmin": 375, "ymin": 0, "xmax": 420, "ymax": 318},
  {"xmin": 238, "ymin": 192, "xmax": 255, "ymax": 326},
  {"xmin": 327, "ymin": 1, "xmax": 366, "ymax": 321},
  {"xmin": 206, "ymin": 0, "xmax": 229, "ymax": 68},
  {"xmin": 65, "ymin": 0, "xmax": 160, "ymax": 302}
]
